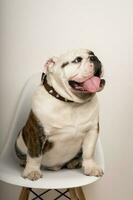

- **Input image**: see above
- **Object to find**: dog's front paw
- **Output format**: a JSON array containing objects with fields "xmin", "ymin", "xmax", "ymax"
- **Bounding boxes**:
[
  {"xmin": 22, "ymin": 169, "xmax": 43, "ymax": 181},
  {"xmin": 82, "ymin": 159, "xmax": 104, "ymax": 177}
]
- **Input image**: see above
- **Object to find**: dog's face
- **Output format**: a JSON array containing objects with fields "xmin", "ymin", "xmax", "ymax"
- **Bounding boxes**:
[{"xmin": 44, "ymin": 49, "xmax": 105, "ymax": 96}]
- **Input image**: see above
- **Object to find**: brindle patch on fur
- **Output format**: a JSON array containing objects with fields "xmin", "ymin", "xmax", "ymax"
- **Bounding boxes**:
[
  {"xmin": 15, "ymin": 138, "xmax": 26, "ymax": 166},
  {"xmin": 88, "ymin": 51, "xmax": 95, "ymax": 56},
  {"xmin": 64, "ymin": 150, "xmax": 82, "ymax": 169},
  {"xmin": 22, "ymin": 110, "xmax": 47, "ymax": 157},
  {"xmin": 65, "ymin": 158, "xmax": 82, "ymax": 169},
  {"xmin": 42, "ymin": 140, "xmax": 54, "ymax": 153},
  {"xmin": 90, "ymin": 56, "xmax": 102, "ymax": 77},
  {"xmin": 88, "ymin": 51, "xmax": 102, "ymax": 77},
  {"xmin": 61, "ymin": 62, "xmax": 69, "ymax": 68}
]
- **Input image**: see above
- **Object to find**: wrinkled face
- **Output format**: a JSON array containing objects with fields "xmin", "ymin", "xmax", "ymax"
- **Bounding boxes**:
[{"xmin": 44, "ymin": 49, "xmax": 105, "ymax": 94}]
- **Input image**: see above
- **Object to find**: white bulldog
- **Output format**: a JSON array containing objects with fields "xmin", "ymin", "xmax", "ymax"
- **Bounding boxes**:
[{"xmin": 15, "ymin": 49, "xmax": 105, "ymax": 181}]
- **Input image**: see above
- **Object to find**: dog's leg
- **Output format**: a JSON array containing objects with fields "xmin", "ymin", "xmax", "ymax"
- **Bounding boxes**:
[
  {"xmin": 82, "ymin": 127, "xmax": 104, "ymax": 177},
  {"xmin": 22, "ymin": 154, "xmax": 43, "ymax": 181},
  {"xmin": 20, "ymin": 111, "xmax": 46, "ymax": 181}
]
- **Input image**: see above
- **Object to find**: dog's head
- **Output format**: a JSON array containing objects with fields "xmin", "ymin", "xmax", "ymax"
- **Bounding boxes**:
[{"xmin": 43, "ymin": 49, "xmax": 105, "ymax": 102}]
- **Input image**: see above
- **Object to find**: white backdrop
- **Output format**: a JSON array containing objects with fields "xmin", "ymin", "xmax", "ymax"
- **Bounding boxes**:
[{"xmin": 0, "ymin": 0, "xmax": 133, "ymax": 199}]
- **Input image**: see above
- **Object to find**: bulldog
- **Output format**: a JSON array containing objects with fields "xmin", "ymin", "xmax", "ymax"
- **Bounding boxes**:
[{"xmin": 15, "ymin": 49, "xmax": 105, "ymax": 181}]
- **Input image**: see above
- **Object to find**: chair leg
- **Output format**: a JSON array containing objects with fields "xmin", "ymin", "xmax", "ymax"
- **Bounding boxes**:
[
  {"xmin": 19, "ymin": 187, "xmax": 30, "ymax": 200},
  {"xmin": 69, "ymin": 188, "xmax": 79, "ymax": 200},
  {"xmin": 75, "ymin": 187, "xmax": 86, "ymax": 200}
]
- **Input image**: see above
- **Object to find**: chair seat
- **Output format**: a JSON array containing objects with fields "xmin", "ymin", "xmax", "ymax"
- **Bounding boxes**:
[
  {"xmin": 0, "ymin": 158, "xmax": 101, "ymax": 189},
  {"xmin": 0, "ymin": 73, "xmax": 104, "ymax": 189}
]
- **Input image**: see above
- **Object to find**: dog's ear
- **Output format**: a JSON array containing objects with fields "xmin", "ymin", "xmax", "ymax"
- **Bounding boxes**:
[{"xmin": 43, "ymin": 57, "xmax": 58, "ymax": 74}]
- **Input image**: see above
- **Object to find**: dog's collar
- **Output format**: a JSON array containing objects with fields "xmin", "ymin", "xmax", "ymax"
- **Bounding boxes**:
[{"xmin": 41, "ymin": 73, "xmax": 73, "ymax": 103}]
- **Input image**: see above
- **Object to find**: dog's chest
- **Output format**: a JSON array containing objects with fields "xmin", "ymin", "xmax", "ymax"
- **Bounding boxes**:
[
  {"xmin": 32, "ymin": 88, "xmax": 99, "ymax": 142},
  {"xmin": 43, "ymin": 108, "xmax": 89, "ymax": 141}
]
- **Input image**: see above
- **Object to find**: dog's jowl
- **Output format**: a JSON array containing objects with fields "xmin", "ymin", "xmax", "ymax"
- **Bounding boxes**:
[{"xmin": 15, "ymin": 49, "xmax": 105, "ymax": 181}]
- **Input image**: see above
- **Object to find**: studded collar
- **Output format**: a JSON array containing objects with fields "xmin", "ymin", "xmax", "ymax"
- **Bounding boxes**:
[{"xmin": 41, "ymin": 73, "xmax": 73, "ymax": 103}]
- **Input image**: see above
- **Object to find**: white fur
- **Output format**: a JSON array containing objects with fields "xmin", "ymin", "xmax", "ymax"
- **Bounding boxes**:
[
  {"xmin": 23, "ymin": 155, "xmax": 42, "ymax": 180},
  {"xmin": 32, "ymin": 86, "xmax": 99, "ymax": 167},
  {"xmin": 18, "ymin": 49, "xmax": 104, "ymax": 180}
]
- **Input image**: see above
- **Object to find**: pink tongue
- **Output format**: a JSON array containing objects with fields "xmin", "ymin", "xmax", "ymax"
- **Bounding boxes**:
[{"xmin": 83, "ymin": 76, "xmax": 100, "ymax": 93}]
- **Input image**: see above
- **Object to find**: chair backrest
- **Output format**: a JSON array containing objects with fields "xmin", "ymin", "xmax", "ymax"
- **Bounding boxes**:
[{"xmin": 1, "ymin": 73, "xmax": 41, "ymax": 160}]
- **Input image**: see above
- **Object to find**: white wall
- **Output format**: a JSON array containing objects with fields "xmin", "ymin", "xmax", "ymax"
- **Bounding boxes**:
[{"xmin": 0, "ymin": 0, "xmax": 133, "ymax": 199}]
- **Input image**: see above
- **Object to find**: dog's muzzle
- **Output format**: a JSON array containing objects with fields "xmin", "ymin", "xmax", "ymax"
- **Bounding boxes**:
[
  {"xmin": 69, "ymin": 54, "xmax": 105, "ymax": 93},
  {"xmin": 69, "ymin": 77, "xmax": 105, "ymax": 93}
]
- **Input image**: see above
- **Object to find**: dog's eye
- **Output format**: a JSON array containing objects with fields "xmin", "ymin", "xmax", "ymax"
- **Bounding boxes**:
[
  {"xmin": 89, "ymin": 55, "xmax": 99, "ymax": 62},
  {"xmin": 72, "ymin": 57, "xmax": 83, "ymax": 63}
]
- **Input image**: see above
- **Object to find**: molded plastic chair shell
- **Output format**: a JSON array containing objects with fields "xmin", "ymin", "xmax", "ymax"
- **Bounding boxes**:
[{"xmin": 0, "ymin": 73, "xmax": 104, "ymax": 189}]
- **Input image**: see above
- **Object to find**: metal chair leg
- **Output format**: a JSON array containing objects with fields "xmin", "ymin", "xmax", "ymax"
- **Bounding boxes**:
[{"xmin": 19, "ymin": 187, "xmax": 30, "ymax": 200}]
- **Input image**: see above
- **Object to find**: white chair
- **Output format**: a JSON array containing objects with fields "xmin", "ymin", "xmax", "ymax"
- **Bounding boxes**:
[{"xmin": 0, "ymin": 73, "xmax": 105, "ymax": 200}]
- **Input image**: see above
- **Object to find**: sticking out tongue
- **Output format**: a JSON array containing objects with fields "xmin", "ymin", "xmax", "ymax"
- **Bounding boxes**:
[{"xmin": 83, "ymin": 76, "xmax": 100, "ymax": 93}]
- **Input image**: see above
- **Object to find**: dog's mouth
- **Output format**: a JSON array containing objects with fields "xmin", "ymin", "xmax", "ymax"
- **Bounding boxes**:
[{"xmin": 68, "ymin": 76, "xmax": 105, "ymax": 93}]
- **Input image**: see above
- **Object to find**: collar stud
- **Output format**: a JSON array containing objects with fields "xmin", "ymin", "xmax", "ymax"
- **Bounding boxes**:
[{"xmin": 41, "ymin": 73, "xmax": 73, "ymax": 103}]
